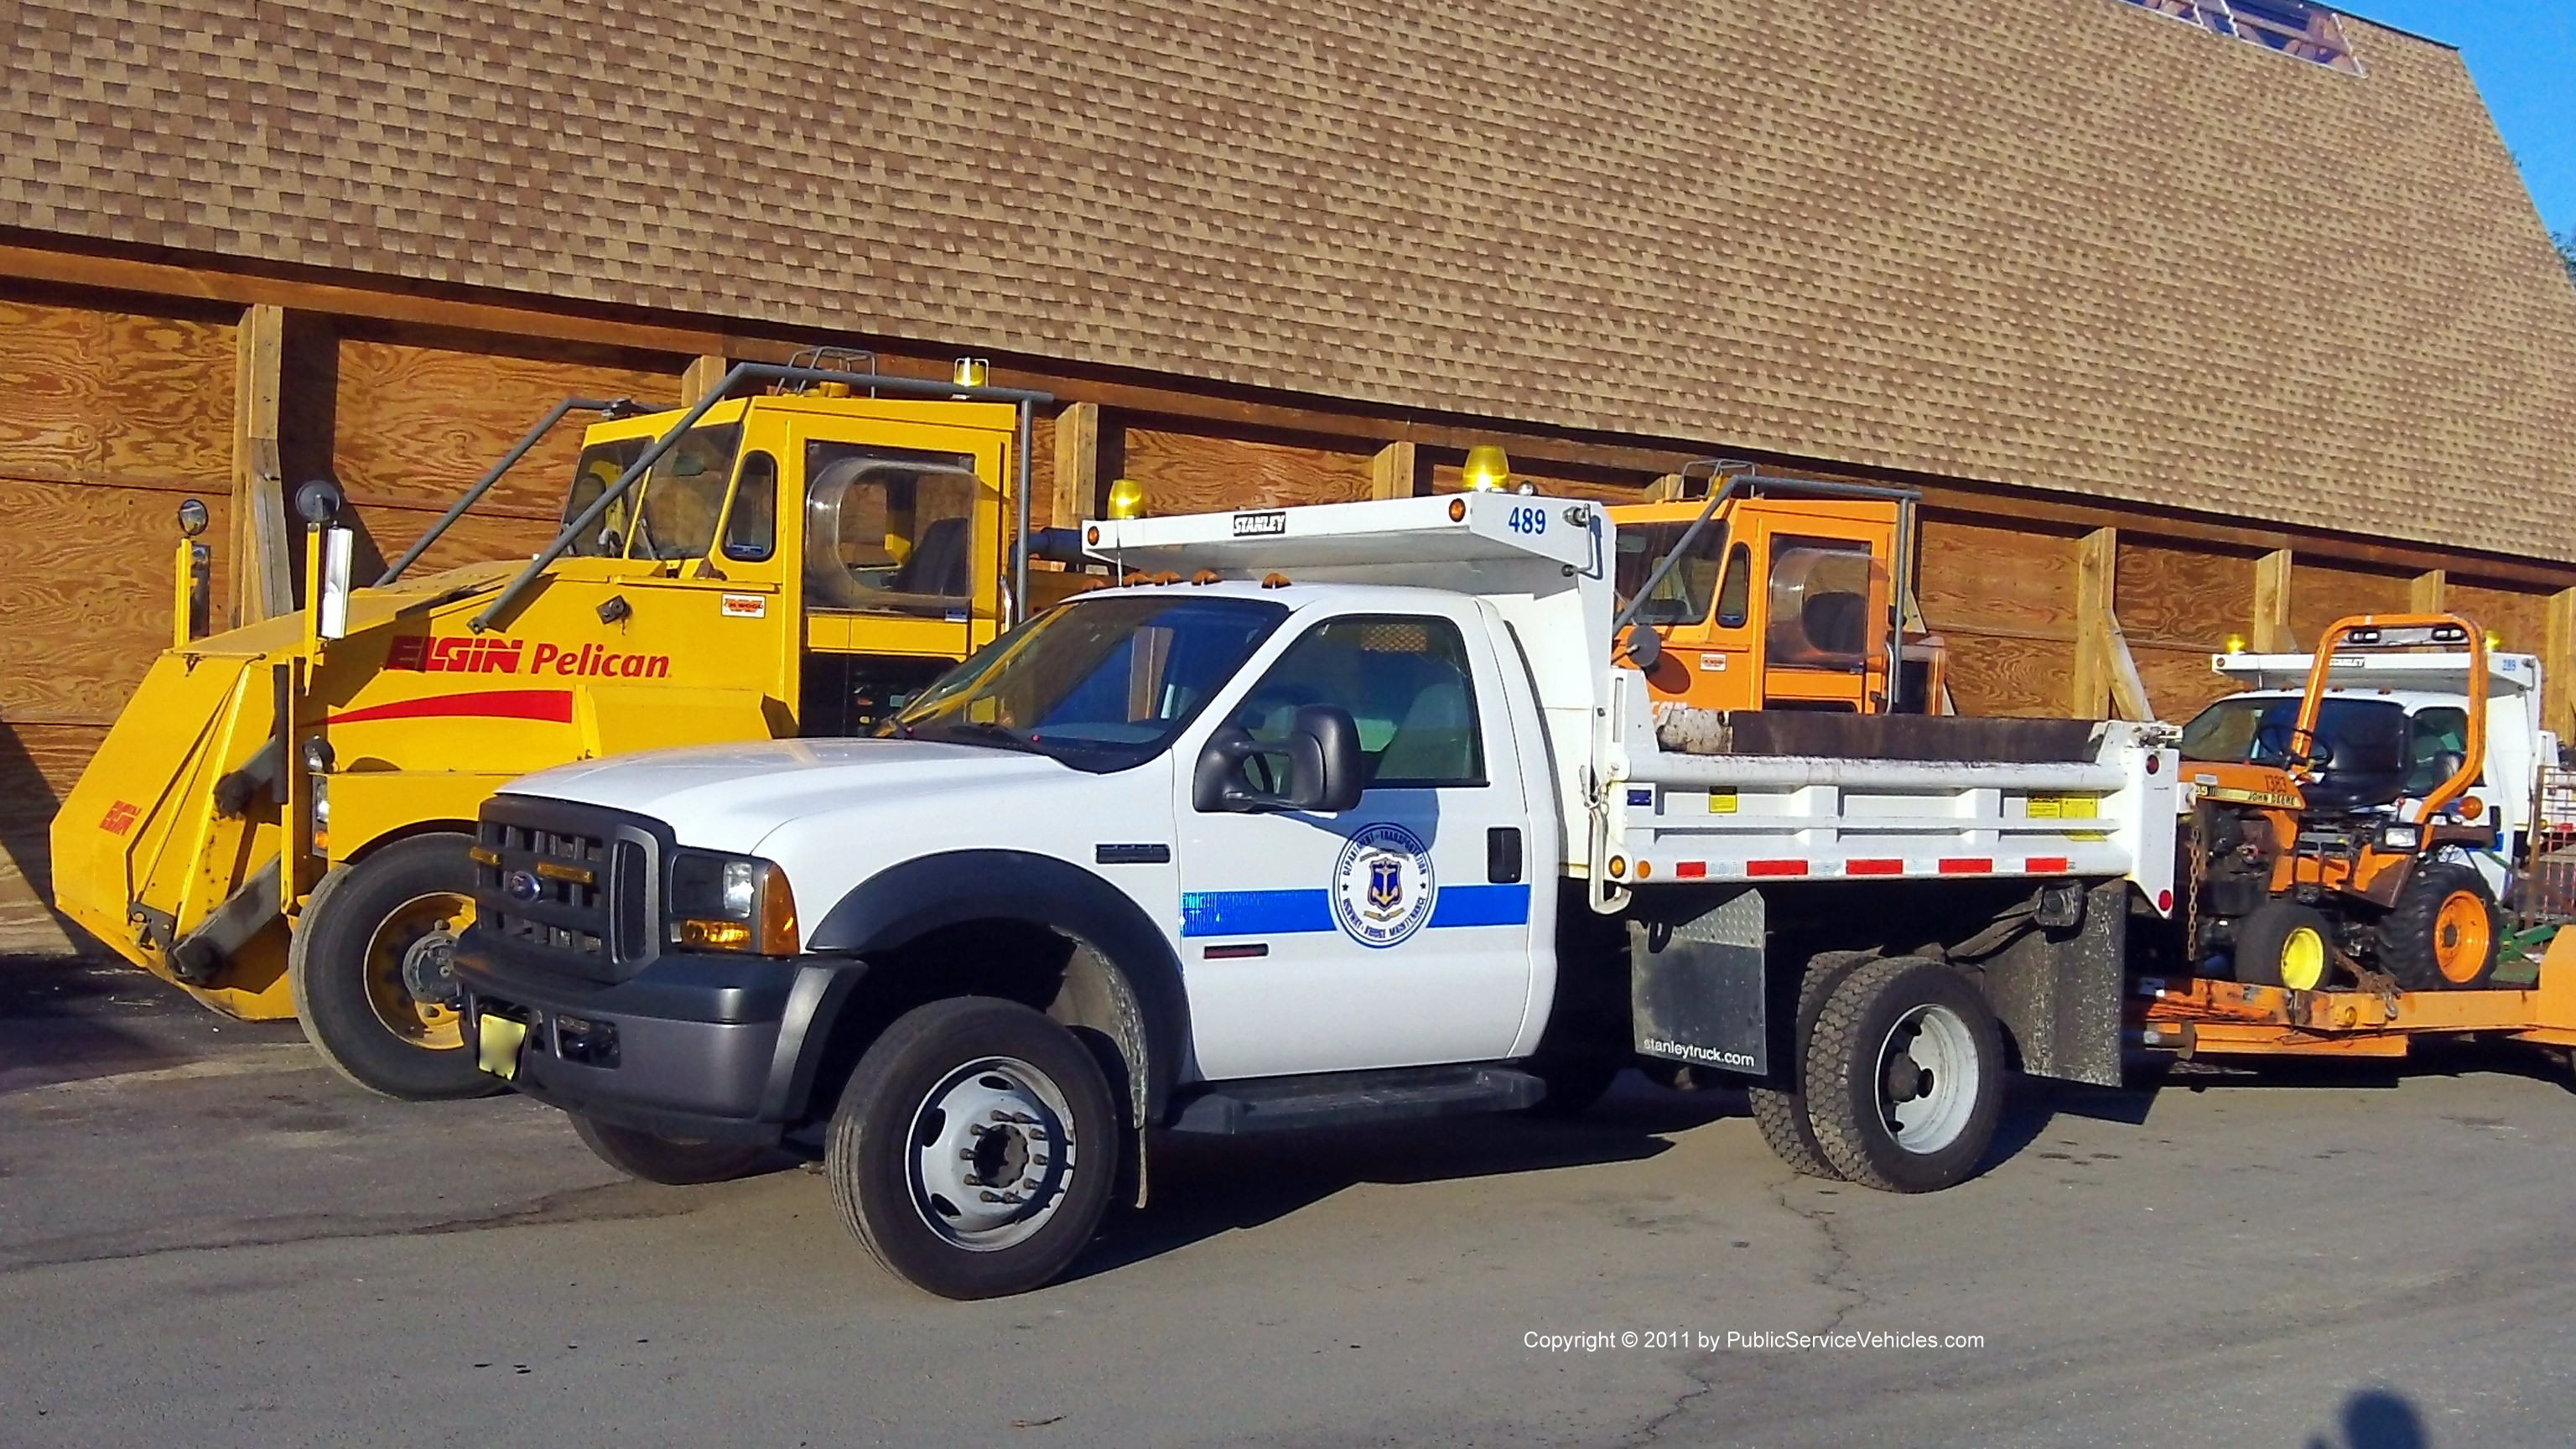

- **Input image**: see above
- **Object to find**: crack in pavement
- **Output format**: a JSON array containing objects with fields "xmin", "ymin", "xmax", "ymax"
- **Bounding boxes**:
[
  {"xmin": 1622, "ymin": 1164, "xmax": 1867, "ymax": 1449},
  {"xmin": 0, "ymin": 1177, "xmax": 718, "ymax": 1275}
]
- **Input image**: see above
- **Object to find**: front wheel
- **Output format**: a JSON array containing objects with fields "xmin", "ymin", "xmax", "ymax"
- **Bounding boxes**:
[
  {"xmin": 571, "ymin": 1114, "xmax": 770, "ymax": 1186},
  {"xmin": 289, "ymin": 832, "xmax": 500, "ymax": 1100},
  {"xmin": 1802, "ymin": 957, "xmax": 2005, "ymax": 1193},
  {"xmin": 827, "ymin": 997, "xmax": 1119, "ymax": 1300}
]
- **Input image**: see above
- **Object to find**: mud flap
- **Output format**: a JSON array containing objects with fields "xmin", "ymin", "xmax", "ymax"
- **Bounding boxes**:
[
  {"xmin": 1978, "ymin": 880, "xmax": 2127, "ymax": 1087},
  {"xmin": 1628, "ymin": 887, "xmax": 1767, "ymax": 1076}
]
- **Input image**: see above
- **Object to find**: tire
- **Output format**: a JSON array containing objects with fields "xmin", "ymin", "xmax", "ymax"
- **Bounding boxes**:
[
  {"xmin": 289, "ymin": 832, "xmax": 500, "ymax": 1101},
  {"xmin": 1746, "ymin": 950, "xmax": 1875, "ymax": 1181},
  {"xmin": 826, "ymin": 997, "xmax": 1119, "ymax": 1300},
  {"xmin": 569, "ymin": 1113, "xmax": 769, "ymax": 1186},
  {"xmin": 1803, "ymin": 957, "xmax": 2006, "ymax": 1194},
  {"xmin": 2235, "ymin": 900, "xmax": 2337, "ymax": 991},
  {"xmin": 2380, "ymin": 861, "xmax": 2501, "ymax": 991}
]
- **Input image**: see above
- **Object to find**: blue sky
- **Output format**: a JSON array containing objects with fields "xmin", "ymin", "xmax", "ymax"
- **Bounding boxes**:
[{"xmin": 2350, "ymin": 1, "xmax": 2574, "ymax": 236}]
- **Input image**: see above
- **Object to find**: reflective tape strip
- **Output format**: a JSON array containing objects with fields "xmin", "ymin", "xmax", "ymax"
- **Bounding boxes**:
[
  {"xmin": 1846, "ymin": 859, "xmax": 1905, "ymax": 875},
  {"xmin": 2025, "ymin": 856, "xmax": 2072, "ymax": 874},
  {"xmin": 1747, "ymin": 860, "xmax": 1809, "ymax": 877},
  {"xmin": 1675, "ymin": 860, "xmax": 1708, "ymax": 879},
  {"xmin": 1937, "ymin": 858, "xmax": 1994, "ymax": 874}
]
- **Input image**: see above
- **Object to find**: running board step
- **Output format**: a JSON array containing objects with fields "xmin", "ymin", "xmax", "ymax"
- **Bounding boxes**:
[{"xmin": 1167, "ymin": 1063, "xmax": 1545, "ymax": 1135}]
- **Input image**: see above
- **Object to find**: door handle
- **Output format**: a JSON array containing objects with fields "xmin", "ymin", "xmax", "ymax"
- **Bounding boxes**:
[{"xmin": 1488, "ymin": 827, "xmax": 1523, "ymax": 885}]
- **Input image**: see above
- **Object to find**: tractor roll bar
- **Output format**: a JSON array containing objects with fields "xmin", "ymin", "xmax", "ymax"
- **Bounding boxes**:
[
  {"xmin": 1610, "ymin": 464, "xmax": 1919, "ymax": 712},
  {"xmin": 469, "ymin": 363, "xmax": 1051, "ymax": 635},
  {"xmin": 378, "ymin": 397, "xmax": 639, "ymax": 586}
]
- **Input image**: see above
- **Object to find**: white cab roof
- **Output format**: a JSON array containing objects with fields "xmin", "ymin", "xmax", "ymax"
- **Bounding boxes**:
[
  {"xmin": 2212, "ymin": 650, "xmax": 2538, "ymax": 698},
  {"xmin": 1085, "ymin": 492, "xmax": 1601, "ymax": 575}
]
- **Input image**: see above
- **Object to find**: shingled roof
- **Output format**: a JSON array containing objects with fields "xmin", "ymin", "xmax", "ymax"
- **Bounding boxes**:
[{"xmin": 8, "ymin": 0, "xmax": 2573, "ymax": 555}]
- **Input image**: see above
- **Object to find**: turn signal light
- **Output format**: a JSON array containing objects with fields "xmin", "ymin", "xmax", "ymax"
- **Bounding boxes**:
[{"xmin": 674, "ymin": 917, "xmax": 755, "ymax": 950}]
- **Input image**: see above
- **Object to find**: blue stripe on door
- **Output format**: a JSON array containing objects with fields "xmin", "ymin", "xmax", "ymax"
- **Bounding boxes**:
[
  {"xmin": 1426, "ymin": 883, "xmax": 1532, "ymax": 928},
  {"xmin": 1181, "ymin": 890, "xmax": 1335, "ymax": 937},
  {"xmin": 1180, "ymin": 883, "xmax": 1533, "ymax": 937}
]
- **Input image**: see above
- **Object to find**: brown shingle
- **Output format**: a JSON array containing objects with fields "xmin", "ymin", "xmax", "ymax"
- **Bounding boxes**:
[{"xmin": 5, "ymin": 0, "xmax": 2573, "ymax": 553}]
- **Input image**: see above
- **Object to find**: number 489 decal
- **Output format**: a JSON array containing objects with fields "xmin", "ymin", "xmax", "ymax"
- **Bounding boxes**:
[{"xmin": 1505, "ymin": 504, "xmax": 1549, "ymax": 536}]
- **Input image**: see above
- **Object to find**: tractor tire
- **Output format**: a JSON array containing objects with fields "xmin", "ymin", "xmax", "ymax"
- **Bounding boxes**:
[
  {"xmin": 570, "ymin": 1114, "xmax": 770, "ymax": 1186},
  {"xmin": 1802, "ymin": 957, "xmax": 2005, "ymax": 1194},
  {"xmin": 2380, "ymin": 861, "xmax": 2502, "ymax": 992},
  {"xmin": 827, "ymin": 997, "xmax": 1119, "ymax": 1300},
  {"xmin": 1746, "ymin": 950, "xmax": 1876, "ymax": 1180},
  {"xmin": 2234, "ymin": 901, "xmax": 2338, "ymax": 991},
  {"xmin": 290, "ymin": 832, "xmax": 500, "ymax": 1101}
]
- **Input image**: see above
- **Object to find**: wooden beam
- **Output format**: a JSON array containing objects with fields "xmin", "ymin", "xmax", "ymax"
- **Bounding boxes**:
[
  {"xmin": 1369, "ymin": 442, "xmax": 1418, "ymax": 501},
  {"xmin": 2410, "ymin": 569, "xmax": 2447, "ymax": 613},
  {"xmin": 2547, "ymin": 588, "xmax": 2576, "ymax": 740},
  {"xmin": 2253, "ymin": 549, "xmax": 2296, "ymax": 652},
  {"xmin": 1051, "ymin": 402, "xmax": 1101, "ymax": 529},
  {"xmin": 2071, "ymin": 528, "xmax": 2116, "ymax": 719},
  {"xmin": 231, "ymin": 304, "xmax": 293, "ymax": 625},
  {"xmin": 680, "ymin": 353, "xmax": 729, "ymax": 402}
]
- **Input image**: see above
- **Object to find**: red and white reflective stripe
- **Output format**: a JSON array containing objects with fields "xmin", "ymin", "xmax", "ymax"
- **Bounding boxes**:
[{"xmin": 1641, "ymin": 855, "xmax": 2090, "ymax": 880}]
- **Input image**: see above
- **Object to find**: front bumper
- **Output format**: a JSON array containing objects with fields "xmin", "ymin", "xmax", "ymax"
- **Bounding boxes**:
[{"xmin": 454, "ymin": 933, "xmax": 861, "ymax": 1145}]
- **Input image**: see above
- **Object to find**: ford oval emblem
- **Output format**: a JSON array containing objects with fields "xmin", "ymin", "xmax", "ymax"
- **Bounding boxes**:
[{"xmin": 505, "ymin": 870, "xmax": 542, "ymax": 901}]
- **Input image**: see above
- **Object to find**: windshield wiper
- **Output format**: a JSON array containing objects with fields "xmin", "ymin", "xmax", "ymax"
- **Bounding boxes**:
[{"xmin": 927, "ymin": 719, "xmax": 1041, "ymax": 754}]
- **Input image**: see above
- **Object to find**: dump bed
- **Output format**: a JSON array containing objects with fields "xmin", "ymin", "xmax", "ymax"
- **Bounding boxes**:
[{"xmin": 1597, "ymin": 674, "xmax": 2179, "ymax": 906}]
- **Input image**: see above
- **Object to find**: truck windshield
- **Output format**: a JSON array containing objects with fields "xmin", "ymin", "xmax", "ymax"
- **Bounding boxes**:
[
  {"xmin": 1614, "ymin": 522, "xmax": 1728, "ymax": 626},
  {"xmin": 2181, "ymin": 696, "xmax": 2408, "ymax": 771},
  {"xmin": 558, "ymin": 426, "xmax": 743, "ymax": 560},
  {"xmin": 886, "ymin": 594, "xmax": 1288, "ymax": 771}
]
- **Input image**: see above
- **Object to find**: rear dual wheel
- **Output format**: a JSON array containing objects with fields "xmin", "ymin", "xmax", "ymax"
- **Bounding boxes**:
[
  {"xmin": 1747, "ymin": 950, "xmax": 1875, "ymax": 1180},
  {"xmin": 1800, "ymin": 958, "xmax": 2006, "ymax": 1194}
]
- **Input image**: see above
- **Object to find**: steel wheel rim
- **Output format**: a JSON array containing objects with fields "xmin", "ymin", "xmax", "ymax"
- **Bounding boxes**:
[
  {"xmin": 2280, "ymin": 924, "xmax": 2329, "ymax": 991},
  {"xmin": 1876, "ymin": 1004, "xmax": 1980, "ymax": 1155},
  {"xmin": 361, "ymin": 891, "xmax": 472, "ymax": 1050},
  {"xmin": 904, "ymin": 1056, "xmax": 1078, "ymax": 1252},
  {"xmin": 2434, "ymin": 891, "xmax": 2491, "ymax": 984}
]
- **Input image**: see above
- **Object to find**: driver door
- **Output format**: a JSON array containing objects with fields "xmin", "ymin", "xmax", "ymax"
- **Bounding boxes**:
[{"xmin": 1175, "ymin": 603, "xmax": 1538, "ymax": 1081}]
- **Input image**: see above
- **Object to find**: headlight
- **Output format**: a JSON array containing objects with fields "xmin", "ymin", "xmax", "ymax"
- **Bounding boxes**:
[
  {"xmin": 309, "ymin": 775, "xmax": 330, "ymax": 858},
  {"xmin": 2379, "ymin": 823, "xmax": 2421, "ymax": 851},
  {"xmin": 667, "ymin": 851, "xmax": 798, "ymax": 955}
]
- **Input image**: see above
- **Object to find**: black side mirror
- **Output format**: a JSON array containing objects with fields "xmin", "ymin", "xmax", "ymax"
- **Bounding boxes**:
[{"xmin": 1192, "ymin": 704, "xmax": 1365, "ymax": 813}]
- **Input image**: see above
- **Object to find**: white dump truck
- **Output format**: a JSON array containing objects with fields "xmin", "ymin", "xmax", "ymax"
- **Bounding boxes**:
[{"xmin": 453, "ymin": 492, "xmax": 2180, "ymax": 1298}]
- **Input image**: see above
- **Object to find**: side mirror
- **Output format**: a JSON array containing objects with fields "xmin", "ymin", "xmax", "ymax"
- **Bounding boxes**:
[
  {"xmin": 1623, "ymin": 622, "xmax": 1662, "ymax": 672},
  {"xmin": 1192, "ymin": 704, "xmax": 1366, "ymax": 813}
]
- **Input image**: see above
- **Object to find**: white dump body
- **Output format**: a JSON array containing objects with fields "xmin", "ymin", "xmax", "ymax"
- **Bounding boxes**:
[{"xmin": 1597, "ymin": 673, "xmax": 2179, "ymax": 907}]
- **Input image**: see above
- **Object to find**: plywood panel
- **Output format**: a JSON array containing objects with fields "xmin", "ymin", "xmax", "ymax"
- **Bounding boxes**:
[
  {"xmin": 355, "ymin": 503, "xmax": 560, "ymax": 584},
  {"xmin": 2288, "ymin": 562, "xmax": 2411, "ymax": 648},
  {"xmin": 0, "ymin": 299, "xmax": 234, "ymax": 490},
  {"xmin": 1122, "ymin": 429, "xmax": 1369, "ymax": 513},
  {"xmin": 1938, "ymin": 631, "xmax": 2075, "ymax": 717},
  {"xmin": 1917, "ymin": 520, "xmax": 2077, "ymax": 637},
  {"xmin": 0, "ymin": 722, "xmax": 106, "ymax": 953},
  {"xmin": 2115, "ymin": 543, "xmax": 2254, "ymax": 649},
  {"xmin": 2449, "ymin": 583, "xmax": 2547, "ymax": 653},
  {"xmin": 0, "ymin": 477, "xmax": 231, "ymax": 724},
  {"xmin": 331, "ymin": 338, "xmax": 681, "ymax": 518},
  {"xmin": 2132, "ymin": 641, "xmax": 2236, "ymax": 722}
]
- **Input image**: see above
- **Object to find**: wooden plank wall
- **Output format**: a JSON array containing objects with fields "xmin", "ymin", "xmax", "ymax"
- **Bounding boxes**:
[
  {"xmin": 0, "ymin": 290, "xmax": 238, "ymax": 952},
  {"xmin": 4, "ymin": 279, "xmax": 2572, "ymax": 956},
  {"xmin": 330, "ymin": 331, "xmax": 684, "ymax": 581}
]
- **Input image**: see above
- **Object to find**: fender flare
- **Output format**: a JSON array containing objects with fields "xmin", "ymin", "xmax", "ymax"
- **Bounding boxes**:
[{"xmin": 804, "ymin": 849, "xmax": 1190, "ymax": 1121}]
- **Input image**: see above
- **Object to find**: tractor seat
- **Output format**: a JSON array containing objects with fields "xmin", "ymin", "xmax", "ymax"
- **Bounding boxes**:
[{"xmin": 2298, "ymin": 768, "xmax": 2410, "ymax": 813}]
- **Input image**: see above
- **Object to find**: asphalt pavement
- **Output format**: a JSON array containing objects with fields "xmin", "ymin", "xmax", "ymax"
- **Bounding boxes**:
[{"xmin": 6, "ymin": 953, "xmax": 2576, "ymax": 1448}]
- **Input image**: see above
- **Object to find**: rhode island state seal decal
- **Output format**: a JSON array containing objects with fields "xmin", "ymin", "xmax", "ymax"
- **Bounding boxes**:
[{"xmin": 1332, "ymin": 822, "xmax": 1436, "ymax": 949}]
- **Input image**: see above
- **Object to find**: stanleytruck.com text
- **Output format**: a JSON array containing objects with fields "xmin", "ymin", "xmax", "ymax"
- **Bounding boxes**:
[{"xmin": 1523, "ymin": 1329, "xmax": 1986, "ymax": 1353}]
